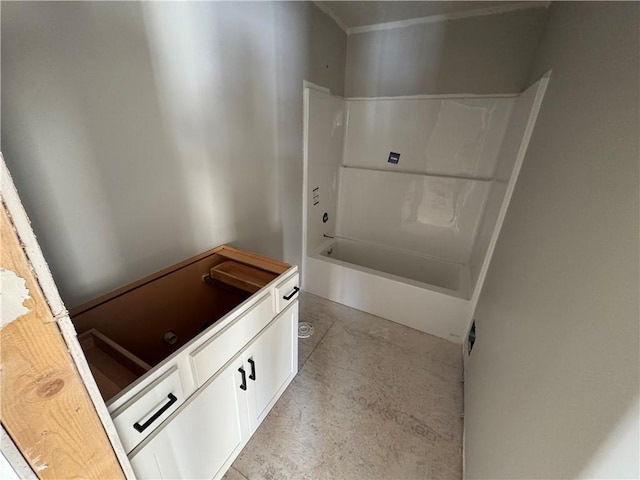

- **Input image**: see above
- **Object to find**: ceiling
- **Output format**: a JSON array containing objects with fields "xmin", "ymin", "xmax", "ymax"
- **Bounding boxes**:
[{"xmin": 316, "ymin": 1, "xmax": 545, "ymax": 30}]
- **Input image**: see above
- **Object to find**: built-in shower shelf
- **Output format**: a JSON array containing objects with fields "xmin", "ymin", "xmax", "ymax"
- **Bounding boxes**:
[{"xmin": 341, "ymin": 164, "xmax": 492, "ymax": 182}]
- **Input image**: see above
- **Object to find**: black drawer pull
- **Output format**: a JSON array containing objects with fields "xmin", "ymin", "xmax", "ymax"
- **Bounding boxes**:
[
  {"xmin": 248, "ymin": 358, "xmax": 256, "ymax": 381},
  {"xmin": 133, "ymin": 393, "xmax": 178, "ymax": 433},
  {"xmin": 239, "ymin": 367, "xmax": 247, "ymax": 391},
  {"xmin": 283, "ymin": 286, "xmax": 299, "ymax": 300}
]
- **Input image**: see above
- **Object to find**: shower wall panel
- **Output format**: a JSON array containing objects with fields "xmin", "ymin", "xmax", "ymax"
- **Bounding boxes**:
[
  {"xmin": 304, "ymin": 89, "xmax": 345, "ymax": 255},
  {"xmin": 337, "ymin": 168, "xmax": 490, "ymax": 264},
  {"xmin": 468, "ymin": 77, "xmax": 549, "ymax": 291},
  {"xmin": 343, "ymin": 97, "xmax": 514, "ymax": 178}
]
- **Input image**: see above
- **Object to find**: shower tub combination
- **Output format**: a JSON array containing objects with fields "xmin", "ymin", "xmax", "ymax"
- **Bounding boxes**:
[
  {"xmin": 303, "ymin": 77, "xmax": 549, "ymax": 343},
  {"xmin": 307, "ymin": 236, "xmax": 470, "ymax": 341},
  {"xmin": 321, "ymin": 237, "xmax": 466, "ymax": 296}
]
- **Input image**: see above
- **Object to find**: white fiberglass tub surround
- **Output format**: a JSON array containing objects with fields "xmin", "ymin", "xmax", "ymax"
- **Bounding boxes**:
[
  {"xmin": 318, "ymin": 237, "xmax": 467, "ymax": 298},
  {"xmin": 303, "ymin": 76, "xmax": 549, "ymax": 343},
  {"xmin": 306, "ymin": 238, "xmax": 474, "ymax": 342}
]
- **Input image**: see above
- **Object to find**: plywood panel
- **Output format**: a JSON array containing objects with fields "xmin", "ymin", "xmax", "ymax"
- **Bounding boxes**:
[
  {"xmin": 70, "ymin": 254, "xmax": 250, "ymax": 366},
  {"xmin": 0, "ymin": 207, "xmax": 124, "ymax": 479},
  {"xmin": 78, "ymin": 329, "xmax": 151, "ymax": 401}
]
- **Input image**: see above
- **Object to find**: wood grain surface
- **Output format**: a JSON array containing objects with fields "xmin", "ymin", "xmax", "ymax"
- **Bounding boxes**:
[
  {"xmin": 69, "ymin": 244, "xmax": 290, "ymax": 369},
  {"xmin": 1, "ymin": 205, "xmax": 124, "ymax": 479},
  {"xmin": 210, "ymin": 260, "xmax": 278, "ymax": 293}
]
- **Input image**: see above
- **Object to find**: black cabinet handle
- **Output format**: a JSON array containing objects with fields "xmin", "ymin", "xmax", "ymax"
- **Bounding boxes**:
[
  {"xmin": 238, "ymin": 367, "xmax": 247, "ymax": 391},
  {"xmin": 248, "ymin": 358, "xmax": 256, "ymax": 381},
  {"xmin": 283, "ymin": 286, "xmax": 299, "ymax": 300},
  {"xmin": 133, "ymin": 393, "xmax": 178, "ymax": 433}
]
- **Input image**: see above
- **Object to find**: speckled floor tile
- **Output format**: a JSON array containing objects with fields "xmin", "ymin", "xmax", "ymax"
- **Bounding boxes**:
[
  {"xmin": 230, "ymin": 292, "xmax": 463, "ymax": 480},
  {"xmin": 222, "ymin": 466, "xmax": 249, "ymax": 480},
  {"xmin": 297, "ymin": 293, "xmax": 337, "ymax": 369}
]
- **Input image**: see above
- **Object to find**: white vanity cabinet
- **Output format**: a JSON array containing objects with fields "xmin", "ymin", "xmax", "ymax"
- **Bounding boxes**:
[
  {"xmin": 129, "ymin": 301, "xmax": 298, "ymax": 480},
  {"xmin": 129, "ymin": 356, "xmax": 248, "ymax": 479},
  {"xmin": 244, "ymin": 304, "xmax": 298, "ymax": 433},
  {"xmin": 69, "ymin": 245, "xmax": 299, "ymax": 480}
]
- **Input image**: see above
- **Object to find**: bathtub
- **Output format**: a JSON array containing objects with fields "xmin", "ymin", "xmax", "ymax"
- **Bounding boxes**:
[
  {"xmin": 320, "ymin": 237, "xmax": 469, "ymax": 298},
  {"xmin": 304, "ymin": 237, "xmax": 474, "ymax": 343}
]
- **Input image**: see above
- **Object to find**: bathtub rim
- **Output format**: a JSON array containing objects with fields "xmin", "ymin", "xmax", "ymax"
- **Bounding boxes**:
[{"xmin": 310, "ymin": 239, "xmax": 470, "ymax": 301}]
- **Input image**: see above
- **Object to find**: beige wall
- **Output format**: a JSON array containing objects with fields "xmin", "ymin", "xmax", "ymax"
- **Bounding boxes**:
[
  {"xmin": 1, "ymin": 1, "xmax": 346, "ymax": 307},
  {"xmin": 464, "ymin": 2, "xmax": 639, "ymax": 478},
  {"xmin": 345, "ymin": 7, "xmax": 548, "ymax": 97}
]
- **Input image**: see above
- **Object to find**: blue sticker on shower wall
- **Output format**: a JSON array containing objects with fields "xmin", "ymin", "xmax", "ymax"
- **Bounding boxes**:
[{"xmin": 388, "ymin": 152, "xmax": 400, "ymax": 164}]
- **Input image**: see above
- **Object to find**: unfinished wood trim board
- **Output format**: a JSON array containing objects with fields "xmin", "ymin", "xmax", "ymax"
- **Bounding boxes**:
[
  {"xmin": 0, "ymin": 206, "xmax": 123, "ymax": 478},
  {"xmin": 1, "ymin": 154, "xmax": 134, "ymax": 478},
  {"xmin": 213, "ymin": 245, "xmax": 291, "ymax": 275},
  {"xmin": 79, "ymin": 329, "xmax": 152, "ymax": 401},
  {"xmin": 209, "ymin": 261, "xmax": 279, "ymax": 293}
]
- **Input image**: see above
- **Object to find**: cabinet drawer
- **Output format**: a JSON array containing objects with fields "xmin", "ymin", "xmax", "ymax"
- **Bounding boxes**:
[
  {"xmin": 190, "ymin": 293, "xmax": 274, "ymax": 387},
  {"xmin": 275, "ymin": 274, "xmax": 299, "ymax": 313},
  {"xmin": 111, "ymin": 366, "xmax": 184, "ymax": 453}
]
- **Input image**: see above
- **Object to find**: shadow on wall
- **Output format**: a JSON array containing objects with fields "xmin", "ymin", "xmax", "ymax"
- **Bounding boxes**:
[
  {"xmin": 345, "ymin": 6, "xmax": 549, "ymax": 97},
  {"xmin": 1, "ymin": 2, "xmax": 297, "ymax": 306},
  {"xmin": 2, "ymin": 2, "xmax": 197, "ymax": 306},
  {"xmin": 463, "ymin": 2, "xmax": 639, "ymax": 478},
  {"xmin": 142, "ymin": 2, "xmax": 283, "ymax": 262}
]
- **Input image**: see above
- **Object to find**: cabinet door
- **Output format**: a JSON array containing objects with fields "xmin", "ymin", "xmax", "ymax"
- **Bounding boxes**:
[
  {"xmin": 245, "ymin": 302, "xmax": 298, "ymax": 433},
  {"xmin": 129, "ymin": 357, "xmax": 249, "ymax": 480}
]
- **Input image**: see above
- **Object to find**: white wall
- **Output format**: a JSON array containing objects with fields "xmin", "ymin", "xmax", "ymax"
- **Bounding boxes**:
[
  {"xmin": 0, "ymin": 455, "xmax": 19, "ymax": 480},
  {"xmin": 468, "ymin": 79, "xmax": 546, "ymax": 291},
  {"xmin": 345, "ymin": 7, "xmax": 548, "ymax": 97},
  {"xmin": 579, "ymin": 400, "xmax": 640, "ymax": 479},
  {"xmin": 1, "ymin": 1, "xmax": 346, "ymax": 307},
  {"xmin": 464, "ymin": 2, "xmax": 640, "ymax": 478},
  {"xmin": 304, "ymin": 89, "xmax": 344, "ymax": 255}
]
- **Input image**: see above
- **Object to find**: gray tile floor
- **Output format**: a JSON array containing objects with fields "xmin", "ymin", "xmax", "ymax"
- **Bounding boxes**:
[{"xmin": 225, "ymin": 293, "xmax": 463, "ymax": 480}]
